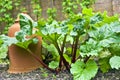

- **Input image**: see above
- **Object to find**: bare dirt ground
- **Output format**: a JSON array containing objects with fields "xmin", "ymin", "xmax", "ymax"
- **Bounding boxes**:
[{"xmin": 0, "ymin": 64, "xmax": 120, "ymax": 80}]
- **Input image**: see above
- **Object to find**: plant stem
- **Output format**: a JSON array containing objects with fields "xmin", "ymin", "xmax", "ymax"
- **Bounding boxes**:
[
  {"xmin": 27, "ymin": 48, "xmax": 56, "ymax": 73},
  {"xmin": 71, "ymin": 36, "xmax": 79, "ymax": 63},
  {"xmin": 84, "ymin": 55, "xmax": 91, "ymax": 63},
  {"xmin": 54, "ymin": 41, "xmax": 70, "ymax": 72},
  {"xmin": 59, "ymin": 35, "xmax": 67, "ymax": 68}
]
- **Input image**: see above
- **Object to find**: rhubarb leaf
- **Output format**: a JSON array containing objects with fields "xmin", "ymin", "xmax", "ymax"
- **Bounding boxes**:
[
  {"xmin": 109, "ymin": 56, "xmax": 120, "ymax": 69},
  {"xmin": 70, "ymin": 60, "xmax": 98, "ymax": 80}
]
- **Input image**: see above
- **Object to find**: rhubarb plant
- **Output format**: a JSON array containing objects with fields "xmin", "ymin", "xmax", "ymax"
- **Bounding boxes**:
[{"xmin": 36, "ymin": 8, "xmax": 120, "ymax": 80}]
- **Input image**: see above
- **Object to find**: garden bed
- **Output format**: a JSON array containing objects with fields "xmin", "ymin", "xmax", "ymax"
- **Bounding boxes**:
[{"xmin": 0, "ymin": 64, "xmax": 120, "ymax": 80}]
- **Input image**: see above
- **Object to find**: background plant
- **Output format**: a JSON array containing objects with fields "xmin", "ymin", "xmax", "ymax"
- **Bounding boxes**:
[
  {"xmin": 46, "ymin": 8, "xmax": 57, "ymax": 23},
  {"xmin": 0, "ymin": 0, "xmax": 13, "ymax": 34},
  {"xmin": 0, "ymin": 0, "xmax": 22, "ymax": 34},
  {"xmin": 31, "ymin": 0, "xmax": 42, "ymax": 20},
  {"xmin": 62, "ymin": 0, "xmax": 97, "ymax": 18}
]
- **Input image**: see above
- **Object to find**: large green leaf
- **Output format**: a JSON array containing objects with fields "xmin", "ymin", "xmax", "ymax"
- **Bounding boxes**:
[
  {"xmin": 89, "ymin": 24, "xmax": 114, "ymax": 41},
  {"xmin": 109, "ymin": 56, "xmax": 120, "ymax": 69},
  {"xmin": 0, "ymin": 34, "xmax": 18, "ymax": 46},
  {"xmin": 70, "ymin": 60, "xmax": 98, "ymax": 80},
  {"xmin": 80, "ymin": 39, "xmax": 103, "ymax": 57},
  {"xmin": 110, "ymin": 21, "xmax": 120, "ymax": 33},
  {"xmin": 16, "ymin": 14, "xmax": 36, "ymax": 42},
  {"xmin": 19, "ymin": 14, "xmax": 34, "ymax": 35},
  {"xmin": 0, "ymin": 35, "xmax": 15, "ymax": 59},
  {"xmin": 93, "ymin": 11, "xmax": 118, "ymax": 27},
  {"xmin": 41, "ymin": 20, "xmax": 64, "ymax": 35}
]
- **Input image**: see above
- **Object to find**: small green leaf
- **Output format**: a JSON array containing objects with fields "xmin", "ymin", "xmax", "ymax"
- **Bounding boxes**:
[
  {"xmin": 63, "ymin": 54, "xmax": 71, "ymax": 64},
  {"xmin": 49, "ymin": 61, "xmax": 59, "ymax": 69},
  {"xmin": 109, "ymin": 56, "xmax": 120, "ymax": 69},
  {"xmin": 99, "ymin": 57, "xmax": 111, "ymax": 73},
  {"xmin": 0, "ymin": 46, "xmax": 8, "ymax": 59},
  {"xmin": 70, "ymin": 60, "xmax": 98, "ymax": 80},
  {"xmin": 82, "ymin": 8, "xmax": 93, "ymax": 16},
  {"xmin": 109, "ymin": 44, "xmax": 120, "ymax": 56}
]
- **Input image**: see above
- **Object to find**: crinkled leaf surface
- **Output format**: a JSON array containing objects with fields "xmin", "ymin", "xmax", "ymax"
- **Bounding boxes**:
[
  {"xmin": 89, "ymin": 24, "xmax": 114, "ymax": 41},
  {"xmin": 19, "ymin": 14, "xmax": 34, "ymax": 35},
  {"xmin": 80, "ymin": 39, "xmax": 103, "ymax": 57},
  {"xmin": 16, "ymin": 14, "xmax": 37, "ymax": 42},
  {"xmin": 110, "ymin": 21, "xmax": 120, "ymax": 33},
  {"xmin": 0, "ymin": 35, "xmax": 15, "ymax": 59},
  {"xmin": 0, "ymin": 34, "xmax": 18, "ymax": 46},
  {"xmin": 109, "ymin": 56, "xmax": 120, "ymax": 69},
  {"xmin": 90, "ymin": 13, "xmax": 103, "ymax": 24},
  {"xmin": 41, "ymin": 20, "xmax": 67, "ymax": 35},
  {"xmin": 70, "ymin": 60, "xmax": 98, "ymax": 80}
]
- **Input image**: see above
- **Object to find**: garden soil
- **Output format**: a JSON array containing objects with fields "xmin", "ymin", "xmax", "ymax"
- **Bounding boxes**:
[{"xmin": 0, "ymin": 64, "xmax": 120, "ymax": 80}]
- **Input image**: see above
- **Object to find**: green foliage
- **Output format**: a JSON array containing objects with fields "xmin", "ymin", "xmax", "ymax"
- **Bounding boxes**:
[
  {"xmin": 0, "ymin": 35, "xmax": 17, "ymax": 46},
  {"xmin": 80, "ymin": 39, "xmax": 103, "ymax": 57},
  {"xmin": 70, "ymin": 60, "xmax": 98, "ymax": 80},
  {"xmin": 98, "ymin": 57, "xmax": 111, "ymax": 73},
  {"xmin": 80, "ymin": 0, "xmax": 96, "ymax": 8},
  {"xmin": 36, "ymin": 8, "xmax": 120, "ymax": 80},
  {"xmin": 0, "ymin": 0, "xmax": 13, "ymax": 34},
  {"xmin": 42, "ymin": 41, "xmax": 59, "ymax": 60},
  {"xmin": 0, "ymin": 35, "xmax": 16, "ymax": 59},
  {"xmin": 62, "ymin": 0, "xmax": 97, "ymax": 18},
  {"xmin": 47, "ymin": 8, "xmax": 57, "ymax": 19},
  {"xmin": 109, "ymin": 56, "xmax": 120, "ymax": 69},
  {"xmin": 0, "ymin": 42, "xmax": 8, "ymax": 59},
  {"xmin": 49, "ymin": 61, "xmax": 59, "ymax": 69},
  {"xmin": 62, "ymin": 0, "xmax": 79, "ymax": 17},
  {"xmin": 15, "ymin": 14, "xmax": 38, "ymax": 49},
  {"xmin": 109, "ymin": 43, "xmax": 120, "ymax": 56},
  {"xmin": 0, "ymin": 14, "xmax": 38, "ymax": 60},
  {"xmin": 0, "ymin": 0, "xmax": 22, "ymax": 34},
  {"xmin": 31, "ymin": 0, "xmax": 42, "ymax": 20},
  {"xmin": 0, "ymin": 2, "xmax": 120, "ymax": 79}
]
